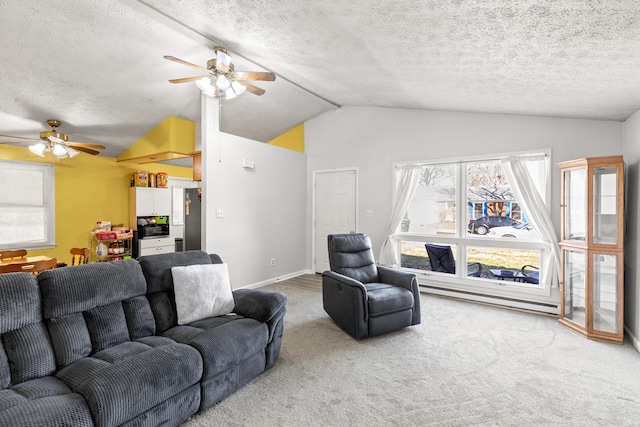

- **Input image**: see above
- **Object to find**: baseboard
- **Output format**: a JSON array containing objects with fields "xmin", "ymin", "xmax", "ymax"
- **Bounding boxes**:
[
  {"xmin": 422, "ymin": 285, "xmax": 560, "ymax": 315},
  {"xmin": 624, "ymin": 325, "xmax": 640, "ymax": 352},
  {"xmin": 236, "ymin": 269, "xmax": 315, "ymax": 290}
]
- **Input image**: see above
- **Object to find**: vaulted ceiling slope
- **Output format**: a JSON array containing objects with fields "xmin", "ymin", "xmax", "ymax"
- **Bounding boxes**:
[{"xmin": 1, "ymin": 1, "xmax": 639, "ymax": 159}]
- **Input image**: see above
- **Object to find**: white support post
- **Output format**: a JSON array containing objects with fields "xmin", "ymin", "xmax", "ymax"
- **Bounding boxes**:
[{"xmin": 200, "ymin": 94, "xmax": 221, "ymax": 251}]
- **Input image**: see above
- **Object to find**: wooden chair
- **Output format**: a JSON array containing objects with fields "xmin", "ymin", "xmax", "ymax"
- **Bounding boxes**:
[
  {"xmin": 0, "ymin": 258, "xmax": 58, "ymax": 275},
  {"xmin": 520, "ymin": 264, "xmax": 540, "ymax": 284},
  {"xmin": 70, "ymin": 248, "xmax": 91, "ymax": 265},
  {"xmin": 0, "ymin": 249, "xmax": 28, "ymax": 260}
]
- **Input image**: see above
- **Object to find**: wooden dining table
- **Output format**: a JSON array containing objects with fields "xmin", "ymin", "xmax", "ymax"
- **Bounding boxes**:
[{"xmin": 0, "ymin": 255, "xmax": 53, "ymax": 267}]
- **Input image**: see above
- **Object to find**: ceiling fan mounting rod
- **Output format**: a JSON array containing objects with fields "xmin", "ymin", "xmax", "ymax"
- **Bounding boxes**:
[{"xmin": 47, "ymin": 119, "xmax": 61, "ymax": 131}]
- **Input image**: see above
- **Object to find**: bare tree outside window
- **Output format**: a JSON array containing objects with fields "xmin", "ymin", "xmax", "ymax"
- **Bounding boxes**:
[{"xmin": 467, "ymin": 162, "xmax": 515, "ymax": 203}]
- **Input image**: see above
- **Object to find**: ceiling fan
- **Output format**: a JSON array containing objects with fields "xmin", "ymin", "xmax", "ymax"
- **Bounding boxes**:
[
  {"xmin": 0, "ymin": 120, "xmax": 105, "ymax": 158},
  {"xmin": 164, "ymin": 46, "xmax": 276, "ymax": 99}
]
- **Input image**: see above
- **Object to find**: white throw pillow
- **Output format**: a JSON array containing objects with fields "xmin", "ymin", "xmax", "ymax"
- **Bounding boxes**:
[{"xmin": 171, "ymin": 263, "xmax": 235, "ymax": 325}]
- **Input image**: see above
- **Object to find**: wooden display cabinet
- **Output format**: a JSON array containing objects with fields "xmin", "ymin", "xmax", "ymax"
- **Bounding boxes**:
[{"xmin": 558, "ymin": 156, "xmax": 624, "ymax": 343}]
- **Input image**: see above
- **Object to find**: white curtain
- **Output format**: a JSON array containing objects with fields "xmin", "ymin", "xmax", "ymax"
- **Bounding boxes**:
[
  {"xmin": 379, "ymin": 165, "xmax": 422, "ymax": 266},
  {"xmin": 501, "ymin": 156, "xmax": 561, "ymax": 287}
]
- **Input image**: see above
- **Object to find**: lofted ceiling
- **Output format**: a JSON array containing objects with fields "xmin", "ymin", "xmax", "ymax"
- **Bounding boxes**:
[{"xmin": 1, "ymin": 1, "xmax": 639, "ymax": 162}]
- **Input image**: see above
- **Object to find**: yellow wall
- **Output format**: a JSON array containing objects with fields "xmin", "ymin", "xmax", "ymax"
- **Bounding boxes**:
[
  {"xmin": 267, "ymin": 123, "xmax": 304, "ymax": 152},
  {"xmin": 0, "ymin": 145, "xmax": 192, "ymax": 264},
  {"xmin": 117, "ymin": 116, "xmax": 196, "ymax": 163}
]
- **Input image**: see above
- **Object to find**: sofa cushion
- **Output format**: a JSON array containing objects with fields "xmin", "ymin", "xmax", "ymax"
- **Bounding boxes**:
[
  {"xmin": 364, "ymin": 283, "xmax": 414, "ymax": 317},
  {"xmin": 172, "ymin": 263, "xmax": 235, "ymax": 324},
  {"xmin": 327, "ymin": 234, "xmax": 380, "ymax": 284},
  {"xmin": 0, "ymin": 376, "xmax": 93, "ymax": 426},
  {"xmin": 162, "ymin": 316, "xmax": 268, "ymax": 379},
  {"xmin": 123, "ymin": 296, "xmax": 156, "ymax": 340},
  {"xmin": 84, "ymin": 301, "xmax": 130, "ymax": 352},
  {"xmin": 139, "ymin": 250, "xmax": 213, "ymax": 294},
  {"xmin": 38, "ymin": 261, "xmax": 156, "ymax": 368},
  {"xmin": 138, "ymin": 250, "xmax": 213, "ymax": 333},
  {"xmin": 2, "ymin": 323, "xmax": 57, "ymax": 385},
  {"xmin": 0, "ymin": 273, "xmax": 93, "ymax": 426},
  {"xmin": 56, "ymin": 340, "xmax": 202, "ymax": 426},
  {"xmin": 0, "ymin": 273, "xmax": 56, "ymax": 387},
  {"xmin": 39, "ymin": 260, "xmax": 148, "ymax": 318},
  {"xmin": 0, "ymin": 273, "xmax": 41, "ymax": 335}
]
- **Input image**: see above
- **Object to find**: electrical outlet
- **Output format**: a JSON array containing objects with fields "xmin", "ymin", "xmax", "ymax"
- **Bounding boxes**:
[
  {"xmin": 216, "ymin": 209, "xmax": 224, "ymax": 218},
  {"xmin": 270, "ymin": 258, "xmax": 276, "ymax": 266},
  {"xmin": 366, "ymin": 210, "xmax": 374, "ymax": 218}
]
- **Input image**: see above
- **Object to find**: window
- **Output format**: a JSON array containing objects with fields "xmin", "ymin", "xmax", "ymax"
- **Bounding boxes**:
[
  {"xmin": 0, "ymin": 160, "xmax": 55, "ymax": 249},
  {"xmin": 405, "ymin": 164, "xmax": 456, "ymax": 235},
  {"xmin": 396, "ymin": 151, "xmax": 554, "ymax": 298},
  {"xmin": 172, "ymin": 187, "xmax": 185, "ymax": 225}
]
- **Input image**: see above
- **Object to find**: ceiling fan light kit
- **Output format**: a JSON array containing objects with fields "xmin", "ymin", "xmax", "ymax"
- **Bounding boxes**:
[
  {"xmin": 165, "ymin": 46, "xmax": 275, "ymax": 100},
  {"xmin": 0, "ymin": 119, "xmax": 105, "ymax": 158},
  {"xmin": 28, "ymin": 140, "xmax": 80, "ymax": 159}
]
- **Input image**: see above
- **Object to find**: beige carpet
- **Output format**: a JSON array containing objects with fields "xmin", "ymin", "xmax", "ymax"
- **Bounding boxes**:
[{"xmin": 183, "ymin": 274, "xmax": 640, "ymax": 426}]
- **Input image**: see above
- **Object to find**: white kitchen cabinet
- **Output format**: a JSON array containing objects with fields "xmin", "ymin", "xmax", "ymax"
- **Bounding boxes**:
[
  {"xmin": 129, "ymin": 187, "xmax": 172, "ymax": 225},
  {"xmin": 138, "ymin": 237, "xmax": 175, "ymax": 257}
]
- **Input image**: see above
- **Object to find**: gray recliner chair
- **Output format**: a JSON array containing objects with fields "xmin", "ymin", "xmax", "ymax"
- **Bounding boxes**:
[{"xmin": 321, "ymin": 233, "xmax": 421, "ymax": 339}]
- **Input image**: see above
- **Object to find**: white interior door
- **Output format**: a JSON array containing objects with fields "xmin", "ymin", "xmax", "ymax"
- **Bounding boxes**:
[{"xmin": 314, "ymin": 169, "xmax": 357, "ymax": 273}]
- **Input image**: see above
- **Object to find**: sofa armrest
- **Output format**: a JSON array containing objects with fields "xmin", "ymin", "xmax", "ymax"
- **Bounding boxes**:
[
  {"xmin": 321, "ymin": 271, "xmax": 366, "ymax": 290},
  {"xmin": 321, "ymin": 271, "xmax": 369, "ymax": 338},
  {"xmin": 233, "ymin": 289, "xmax": 287, "ymax": 342},
  {"xmin": 377, "ymin": 266, "xmax": 421, "ymax": 326},
  {"xmin": 377, "ymin": 265, "xmax": 416, "ymax": 290}
]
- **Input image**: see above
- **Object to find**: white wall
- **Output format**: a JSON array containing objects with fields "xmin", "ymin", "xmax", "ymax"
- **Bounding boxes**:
[
  {"xmin": 305, "ymin": 106, "xmax": 624, "ymax": 262},
  {"xmin": 623, "ymin": 110, "xmax": 640, "ymax": 351},
  {"xmin": 195, "ymin": 104, "xmax": 635, "ymax": 341},
  {"xmin": 203, "ymin": 131, "xmax": 307, "ymax": 288}
]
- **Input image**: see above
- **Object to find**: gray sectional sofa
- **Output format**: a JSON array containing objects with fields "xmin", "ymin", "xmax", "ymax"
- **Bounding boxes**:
[{"xmin": 0, "ymin": 250, "xmax": 287, "ymax": 426}]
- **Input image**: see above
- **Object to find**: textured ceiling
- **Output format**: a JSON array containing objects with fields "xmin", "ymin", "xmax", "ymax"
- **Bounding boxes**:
[{"xmin": 1, "ymin": 0, "xmax": 639, "ymax": 161}]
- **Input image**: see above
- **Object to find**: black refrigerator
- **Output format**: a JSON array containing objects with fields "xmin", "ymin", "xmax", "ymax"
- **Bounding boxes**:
[{"xmin": 183, "ymin": 188, "xmax": 202, "ymax": 251}]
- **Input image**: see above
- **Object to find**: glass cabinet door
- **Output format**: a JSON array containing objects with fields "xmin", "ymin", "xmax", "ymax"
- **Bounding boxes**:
[
  {"xmin": 563, "ymin": 250, "xmax": 586, "ymax": 328},
  {"xmin": 558, "ymin": 156, "xmax": 624, "ymax": 343},
  {"xmin": 592, "ymin": 253, "xmax": 618, "ymax": 334},
  {"xmin": 564, "ymin": 169, "xmax": 586, "ymax": 241},
  {"xmin": 593, "ymin": 167, "xmax": 618, "ymax": 245}
]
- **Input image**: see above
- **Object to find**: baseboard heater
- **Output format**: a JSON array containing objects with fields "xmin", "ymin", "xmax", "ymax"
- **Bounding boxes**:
[{"xmin": 419, "ymin": 284, "xmax": 559, "ymax": 315}]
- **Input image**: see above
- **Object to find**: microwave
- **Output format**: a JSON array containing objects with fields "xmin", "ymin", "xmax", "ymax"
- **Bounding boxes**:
[{"xmin": 137, "ymin": 216, "xmax": 170, "ymax": 239}]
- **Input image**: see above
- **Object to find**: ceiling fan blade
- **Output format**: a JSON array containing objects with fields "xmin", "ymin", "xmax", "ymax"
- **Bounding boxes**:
[
  {"xmin": 0, "ymin": 140, "xmax": 35, "ymax": 145},
  {"xmin": 66, "ymin": 141, "xmax": 106, "ymax": 150},
  {"xmin": 215, "ymin": 49, "xmax": 232, "ymax": 73},
  {"xmin": 169, "ymin": 76, "xmax": 207, "ymax": 84},
  {"xmin": 234, "ymin": 71, "xmax": 276, "ymax": 82},
  {"xmin": 237, "ymin": 81, "xmax": 265, "ymax": 96},
  {"xmin": 164, "ymin": 56, "xmax": 209, "ymax": 73},
  {"xmin": 72, "ymin": 146, "xmax": 100, "ymax": 155},
  {"xmin": 0, "ymin": 133, "xmax": 39, "ymax": 142}
]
